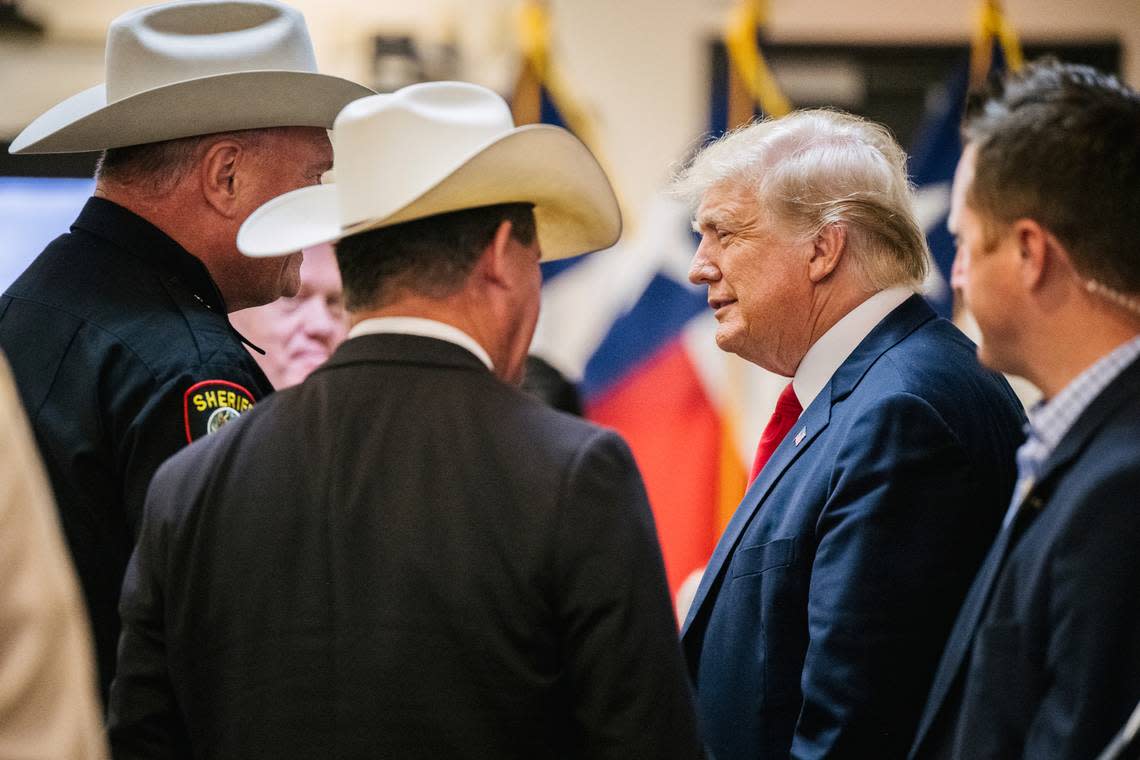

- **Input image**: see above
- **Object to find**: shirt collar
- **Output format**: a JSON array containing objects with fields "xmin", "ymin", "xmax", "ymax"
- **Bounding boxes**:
[
  {"xmin": 1024, "ymin": 332, "xmax": 1140, "ymax": 454},
  {"xmin": 71, "ymin": 197, "xmax": 229, "ymax": 313},
  {"xmin": 347, "ymin": 317, "xmax": 494, "ymax": 371},
  {"xmin": 793, "ymin": 285, "xmax": 914, "ymax": 408}
]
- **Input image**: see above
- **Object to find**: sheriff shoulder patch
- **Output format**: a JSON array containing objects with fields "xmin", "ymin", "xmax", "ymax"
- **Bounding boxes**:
[{"xmin": 183, "ymin": 380, "xmax": 255, "ymax": 442}]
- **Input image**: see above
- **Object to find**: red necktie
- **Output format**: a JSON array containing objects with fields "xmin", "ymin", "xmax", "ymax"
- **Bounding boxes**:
[{"xmin": 748, "ymin": 383, "xmax": 803, "ymax": 483}]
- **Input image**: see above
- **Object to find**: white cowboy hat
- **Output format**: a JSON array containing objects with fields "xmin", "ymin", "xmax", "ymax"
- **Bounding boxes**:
[
  {"xmin": 236, "ymin": 81, "xmax": 621, "ymax": 262},
  {"xmin": 9, "ymin": 0, "xmax": 373, "ymax": 155}
]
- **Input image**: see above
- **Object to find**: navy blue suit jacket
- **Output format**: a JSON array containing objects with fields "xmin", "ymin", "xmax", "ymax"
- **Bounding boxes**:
[
  {"xmin": 910, "ymin": 354, "xmax": 1140, "ymax": 760},
  {"xmin": 681, "ymin": 295, "xmax": 1025, "ymax": 759}
]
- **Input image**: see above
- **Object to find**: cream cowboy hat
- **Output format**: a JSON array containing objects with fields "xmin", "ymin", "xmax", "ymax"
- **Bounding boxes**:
[
  {"xmin": 9, "ymin": 0, "xmax": 373, "ymax": 155},
  {"xmin": 236, "ymin": 81, "xmax": 621, "ymax": 262}
]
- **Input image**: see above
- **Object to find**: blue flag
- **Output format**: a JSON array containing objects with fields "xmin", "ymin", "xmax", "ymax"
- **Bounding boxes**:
[{"xmin": 910, "ymin": 44, "xmax": 1008, "ymax": 316}]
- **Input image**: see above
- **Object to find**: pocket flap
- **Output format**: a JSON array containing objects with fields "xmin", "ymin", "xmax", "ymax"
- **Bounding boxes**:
[{"xmin": 731, "ymin": 538, "xmax": 795, "ymax": 578}]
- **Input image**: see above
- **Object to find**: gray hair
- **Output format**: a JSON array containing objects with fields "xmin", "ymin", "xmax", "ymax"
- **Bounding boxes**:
[
  {"xmin": 673, "ymin": 109, "xmax": 930, "ymax": 291},
  {"xmin": 94, "ymin": 127, "xmax": 285, "ymax": 197}
]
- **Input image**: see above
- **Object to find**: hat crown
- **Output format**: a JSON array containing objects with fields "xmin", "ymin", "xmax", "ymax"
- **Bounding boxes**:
[
  {"xmin": 105, "ymin": 0, "xmax": 317, "ymax": 103},
  {"xmin": 334, "ymin": 82, "xmax": 516, "ymax": 227}
]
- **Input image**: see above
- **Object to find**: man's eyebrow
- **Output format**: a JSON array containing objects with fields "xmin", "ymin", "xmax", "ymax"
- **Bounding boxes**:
[{"xmin": 694, "ymin": 209, "xmax": 730, "ymax": 229}]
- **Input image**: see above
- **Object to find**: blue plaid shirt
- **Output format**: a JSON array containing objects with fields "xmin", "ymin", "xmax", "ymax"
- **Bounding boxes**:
[{"xmin": 1004, "ymin": 333, "xmax": 1140, "ymax": 528}]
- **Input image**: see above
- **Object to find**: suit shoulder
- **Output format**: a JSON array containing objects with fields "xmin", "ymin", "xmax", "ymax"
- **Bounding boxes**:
[
  {"xmin": 1054, "ymin": 395, "xmax": 1140, "ymax": 505},
  {"xmin": 878, "ymin": 318, "xmax": 980, "ymax": 382},
  {"xmin": 481, "ymin": 380, "xmax": 631, "ymax": 466},
  {"xmin": 876, "ymin": 318, "xmax": 1019, "ymax": 411},
  {"xmin": 835, "ymin": 318, "xmax": 1023, "ymax": 459}
]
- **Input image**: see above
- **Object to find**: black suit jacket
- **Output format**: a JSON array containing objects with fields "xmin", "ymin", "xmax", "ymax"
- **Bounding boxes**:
[
  {"xmin": 910, "ymin": 355, "xmax": 1140, "ymax": 759},
  {"xmin": 108, "ymin": 333, "xmax": 701, "ymax": 759}
]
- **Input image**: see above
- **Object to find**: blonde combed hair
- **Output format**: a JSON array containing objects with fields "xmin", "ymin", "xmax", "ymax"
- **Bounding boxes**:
[{"xmin": 673, "ymin": 109, "xmax": 930, "ymax": 291}]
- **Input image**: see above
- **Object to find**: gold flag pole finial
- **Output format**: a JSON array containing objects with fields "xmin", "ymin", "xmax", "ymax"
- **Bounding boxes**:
[
  {"xmin": 970, "ymin": 0, "xmax": 1024, "ymax": 90},
  {"xmin": 724, "ymin": 0, "xmax": 792, "ymax": 123},
  {"xmin": 511, "ymin": 0, "xmax": 629, "ymax": 234}
]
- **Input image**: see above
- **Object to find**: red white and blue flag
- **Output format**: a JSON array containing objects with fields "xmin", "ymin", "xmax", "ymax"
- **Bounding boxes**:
[{"xmin": 516, "ymin": 0, "xmax": 787, "ymax": 613}]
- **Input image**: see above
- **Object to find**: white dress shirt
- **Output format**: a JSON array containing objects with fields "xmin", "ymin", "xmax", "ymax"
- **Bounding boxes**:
[
  {"xmin": 793, "ymin": 286, "xmax": 914, "ymax": 409},
  {"xmin": 348, "ymin": 316, "xmax": 494, "ymax": 371}
]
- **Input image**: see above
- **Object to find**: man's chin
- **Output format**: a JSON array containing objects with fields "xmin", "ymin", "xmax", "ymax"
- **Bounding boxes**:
[
  {"xmin": 713, "ymin": 327, "xmax": 743, "ymax": 356},
  {"xmin": 283, "ymin": 354, "xmax": 329, "ymax": 387}
]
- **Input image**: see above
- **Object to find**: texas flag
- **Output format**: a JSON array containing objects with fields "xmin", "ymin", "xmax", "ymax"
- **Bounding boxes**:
[
  {"xmin": 531, "ymin": 197, "xmax": 785, "ymax": 613},
  {"xmin": 514, "ymin": 0, "xmax": 787, "ymax": 614}
]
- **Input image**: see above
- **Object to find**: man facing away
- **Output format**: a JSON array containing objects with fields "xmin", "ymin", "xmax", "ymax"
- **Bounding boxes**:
[
  {"xmin": 675, "ymin": 109, "xmax": 1026, "ymax": 758},
  {"xmin": 0, "ymin": 0, "xmax": 370, "ymax": 699},
  {"xmin": 909, "ymin": 60, "xmax": 1140, "ymax": 760},
  {"xmin": 108, "ymin": 82, "xmax": 702, "ymax": 759}
]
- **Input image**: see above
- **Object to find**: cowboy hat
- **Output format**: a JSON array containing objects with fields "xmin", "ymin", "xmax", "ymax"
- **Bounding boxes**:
[
  {"xmin": 236, "ymin": 81, "xmax": 621, "ymax": 263},
  {"xmin": 9, "ymin": 0, "xmax": 373, "ymax": 155}
]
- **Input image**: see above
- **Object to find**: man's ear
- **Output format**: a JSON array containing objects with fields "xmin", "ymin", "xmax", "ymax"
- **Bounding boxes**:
[
  {"xmin": 807, "ymin": 223, "xmax": 847, "ymax": 283},
  {"xmin": 476, "ymin": 220, "xmax": 515, "ymax": 288},
  {"xmin": 199, "ymin": 138, "xmax": 244, "ymax": 217},
  {"xmin": 1012, "ymin": 218, "xmax": 1055, "ymax": 291}
]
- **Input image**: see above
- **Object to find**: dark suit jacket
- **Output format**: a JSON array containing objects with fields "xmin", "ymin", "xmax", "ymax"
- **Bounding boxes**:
[
  {"xmin": 108, "ymin": 333, "xmax": 701, "ymax": 759},
  {"xmin": 910, "ymin": 354, "xmax": 1140, "ymax": 760},
  {"xmin": 680, "ymin": 295, "xmax": 1025, "ymax": 759}
]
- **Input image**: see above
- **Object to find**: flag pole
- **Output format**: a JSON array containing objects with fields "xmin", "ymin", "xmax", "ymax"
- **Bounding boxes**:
[{"xmin": 511, "ymin": 0, "xmax": 629, "ymax": 230}]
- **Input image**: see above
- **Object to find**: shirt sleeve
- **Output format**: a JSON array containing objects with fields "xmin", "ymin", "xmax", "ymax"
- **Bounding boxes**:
[{"xmin": 116, "ymin": 363, "xmax": 266, "ymax": 539}]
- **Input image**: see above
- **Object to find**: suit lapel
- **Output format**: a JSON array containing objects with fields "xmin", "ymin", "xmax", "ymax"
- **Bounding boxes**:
[
  {"xmin": 682, "ymin": 295, "xmax": 937, "ymax": 638},
  {"xmin": 911, "ymin": 353, "xmax": 1140, "ymax": 754},
  {"xmin": 681, "ymin": 398, "xmax": 830, "ymax": 636},
  {"xmin": 1031, "ymin": 354, "xmax": 1140, "ymax": 487}
]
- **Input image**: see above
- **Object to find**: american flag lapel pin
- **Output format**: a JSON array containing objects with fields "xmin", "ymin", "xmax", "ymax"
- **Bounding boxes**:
[{"xmin": 794, "ymin": 427, "xmax": 807, "ymax": 446}]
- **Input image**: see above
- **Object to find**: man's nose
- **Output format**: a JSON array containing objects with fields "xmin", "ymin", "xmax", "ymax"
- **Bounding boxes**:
[
  {"xmin": 300, "ymin": 297, "xmax": 340, "ymax": 340},
  {"xmin": 689, "ymin": 240, "xmax": 718, "ymax": 285}
]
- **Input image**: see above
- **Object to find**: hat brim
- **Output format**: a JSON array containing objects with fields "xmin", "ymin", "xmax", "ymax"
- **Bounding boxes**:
[
  {"xmin": 9, "ymin": 70, "xmax": 374, "ymax": 155},
  {"xmin": 237, "ymin": 124, "xmax": 622, "ymax": 263}
]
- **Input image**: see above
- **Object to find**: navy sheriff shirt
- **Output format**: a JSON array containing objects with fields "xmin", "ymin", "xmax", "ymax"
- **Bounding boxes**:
[{"xmin": 0, "ymin": 197, "xmax": 272, "ymax": 701}]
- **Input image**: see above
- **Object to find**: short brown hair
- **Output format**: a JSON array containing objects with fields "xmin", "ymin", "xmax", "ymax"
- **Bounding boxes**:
[
  {"xmin": 963, "ymin": 59, "xmax": 1140, "ymax": 292},
  {"xmin": 334, "ymin": 204, "xmax": 537, "ymax": 312},
  {"xmin": 94, "ymin": 128, "xmax": 284, "ymax": 196}
]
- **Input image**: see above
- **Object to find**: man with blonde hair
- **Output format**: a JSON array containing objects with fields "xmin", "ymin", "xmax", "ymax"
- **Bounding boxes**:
[
  {"xmin": 676, "ymin": 109, "xmax": 1025, "ymax": 758},
  {"xmin": 0, "ymin": 0, "xmax": 370, "ymax": 700}
]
